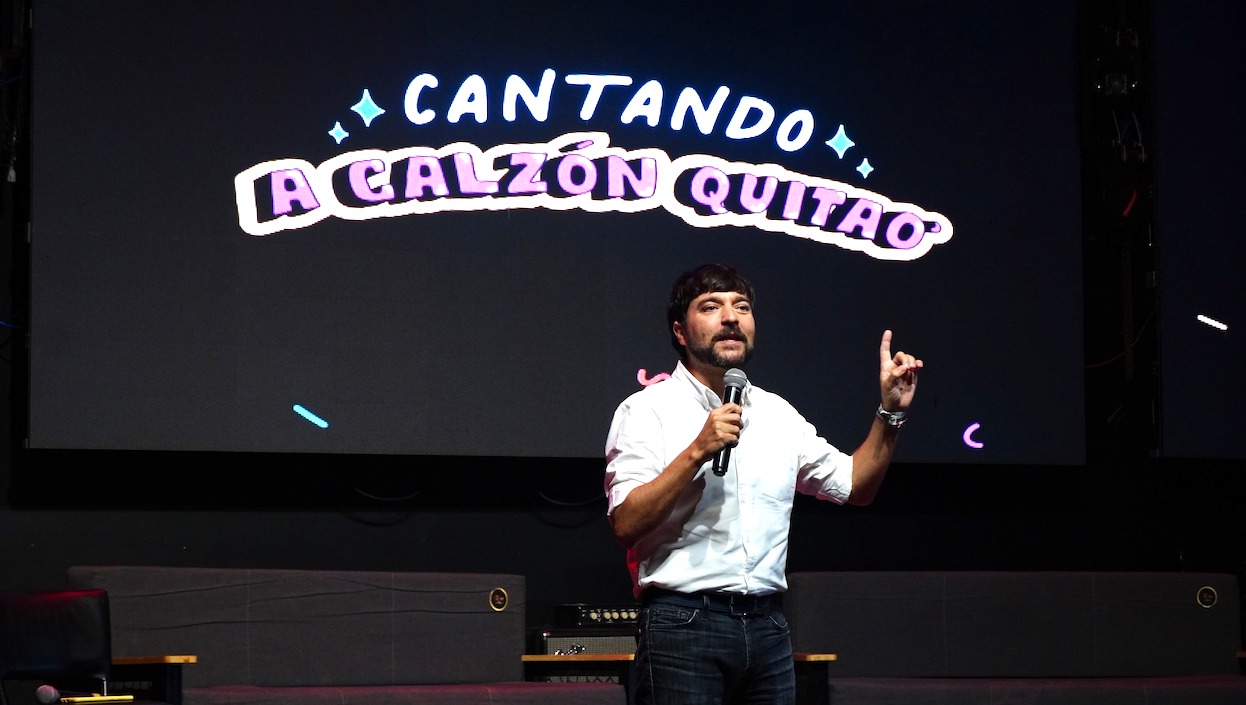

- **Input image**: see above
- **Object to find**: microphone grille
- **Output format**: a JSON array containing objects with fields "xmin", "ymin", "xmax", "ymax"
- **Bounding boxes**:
[
  {"xmin": 723, "ymin": 368, "xmax": 748, "ymax": 388},
  {"xmin": 35, "ymin": 686, "xmax": 59, "ymax": 705}
]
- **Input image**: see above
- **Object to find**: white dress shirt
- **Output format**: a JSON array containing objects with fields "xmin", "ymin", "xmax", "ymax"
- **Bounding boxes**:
[{"xmin": 605, "ymin": 361, "xmax": 853, "ymax": 599}]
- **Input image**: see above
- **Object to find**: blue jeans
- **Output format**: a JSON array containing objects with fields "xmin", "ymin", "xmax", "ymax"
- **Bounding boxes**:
[{"xmin": 631, "ymin": 591, "xmax": 795, "ymax": 705}]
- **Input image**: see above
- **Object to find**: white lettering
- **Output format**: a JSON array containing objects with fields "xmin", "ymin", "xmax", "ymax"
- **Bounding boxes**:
[
  {"xmin": 503, "ymin": 69, "xmax": 556, "ymax": 122},
  {"xmin": 670, "ymin": 86, "xmax": 730, "ymax": 134},
  {"xmin": 776, "ymin": 109, "xmax": 815, "ymax": 152},
  {"xmin": 563, "ymin": 74, "xmax": 633, "ymax": 120},
  {"xmin": 447, "ymin": 74, "xmax": 489, "ymax": 124},
  {"xmin": 403, "ymin": 73, "xmax": 439, "ymax": 125},
  {"xmin": 402, "ymin": 72, "xmax": 818, "ymax": 153},
  {"xmin": 620, "ymin": 79, "xmax": 664, "ymax": 127},
  {"xmin": 724, "ymin": 96, "xmax": 774, "ymax": 140}
]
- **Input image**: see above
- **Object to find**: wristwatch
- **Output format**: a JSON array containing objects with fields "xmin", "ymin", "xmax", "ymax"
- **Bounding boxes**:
[{"xmin": 875, "ymin": 404, "xmax": 907, "ymax": 428}]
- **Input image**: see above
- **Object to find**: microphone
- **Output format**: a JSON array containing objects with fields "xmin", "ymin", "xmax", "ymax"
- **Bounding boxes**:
[
  {"xmin": 36, "ymin": 686, "xmax": 84, "ymax": 705},
  {"xmin": 712, "ymin": 368, "xmax": 748, "ymax": 476}
]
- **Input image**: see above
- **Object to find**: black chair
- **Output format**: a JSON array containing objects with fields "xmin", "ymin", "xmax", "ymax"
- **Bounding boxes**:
[{"xmin": 0, "ymin": 590, "xmax": 125, "ymax": 705}]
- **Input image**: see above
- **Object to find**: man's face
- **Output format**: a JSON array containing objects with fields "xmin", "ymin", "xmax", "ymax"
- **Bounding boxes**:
[{"xmin": 674, "ymin": 290, "xmax": 755, "ymax": 370}]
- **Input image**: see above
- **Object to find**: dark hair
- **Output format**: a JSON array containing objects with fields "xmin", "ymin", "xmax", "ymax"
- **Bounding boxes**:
[{"xmin": 666, "ymin": 263, "xmax": 756, "ymax": 358}]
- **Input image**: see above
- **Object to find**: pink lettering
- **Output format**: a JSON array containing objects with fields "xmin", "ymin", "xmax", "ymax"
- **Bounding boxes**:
[
  {"xmin": 271, "ymin": 168, "xmax": 320, "ymax": 215},
  {"xmin": 404, "ymin": 156, "xmax": 450, "ymax": 199}
]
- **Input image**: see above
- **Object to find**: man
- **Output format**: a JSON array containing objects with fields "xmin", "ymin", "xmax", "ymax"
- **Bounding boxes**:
[{"xmin": 604, "ymin": 263, "xmax": 921, "ymax": 705}]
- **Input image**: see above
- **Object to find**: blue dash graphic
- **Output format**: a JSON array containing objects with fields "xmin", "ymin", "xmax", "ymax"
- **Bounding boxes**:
[{"xmin": 293, "ymin": 404, "xmax": 329, "ymax": 428}]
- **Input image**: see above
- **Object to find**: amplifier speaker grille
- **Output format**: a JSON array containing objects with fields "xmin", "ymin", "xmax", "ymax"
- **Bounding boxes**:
[
  {"xmin": 541, "ymin": 631, "xmax": 636, "ymax": 655},
  {"xmin": 535, "ymin": 628, "xmax": 635, "ymax": 683}
]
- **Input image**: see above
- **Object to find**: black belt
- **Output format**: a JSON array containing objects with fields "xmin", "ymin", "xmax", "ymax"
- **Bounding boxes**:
[{"xmin": 642, "ymin": 586, "xmax": 781, "ymax": 616}]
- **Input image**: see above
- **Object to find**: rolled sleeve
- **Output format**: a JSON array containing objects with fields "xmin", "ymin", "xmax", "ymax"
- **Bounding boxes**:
[
  {"xmin": 604, "ymin": 400, "xmax": 664, "ymax": 516},
  {"xmin": 793, "ymin": 418, "xmax": 853, "ymax": 504}
]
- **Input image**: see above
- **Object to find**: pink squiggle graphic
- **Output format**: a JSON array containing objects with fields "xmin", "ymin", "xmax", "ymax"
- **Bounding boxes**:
[{"xmin": 637, "ymin": 368, "xmax": 671, "ymax": 386}]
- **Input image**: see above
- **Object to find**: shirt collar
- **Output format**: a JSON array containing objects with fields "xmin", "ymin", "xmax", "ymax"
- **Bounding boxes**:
[{"xmin": 673, "ymin": 361, "xmax": 751, "ymax": 410}]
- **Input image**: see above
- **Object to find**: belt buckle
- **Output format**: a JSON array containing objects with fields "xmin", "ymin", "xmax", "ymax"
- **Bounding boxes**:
[{"xmin": 727, "ymin": 593, "xmax": 762, "ymax": 616}]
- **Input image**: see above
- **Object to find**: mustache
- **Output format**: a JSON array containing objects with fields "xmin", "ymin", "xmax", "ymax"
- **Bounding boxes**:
[{"xmin": 714, "ymin": 330, "xmax": 747, "ymax": 342}]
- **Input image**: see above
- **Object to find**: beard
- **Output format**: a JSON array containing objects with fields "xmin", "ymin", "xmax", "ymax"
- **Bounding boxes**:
[{"xmin": 687, "ymin": 333, "xmax": 754, "ymax": 369}]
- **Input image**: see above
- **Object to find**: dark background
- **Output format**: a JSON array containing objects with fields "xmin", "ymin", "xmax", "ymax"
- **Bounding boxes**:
[
  {"xmin": 19, "ymin": 0, "xmax": 1086, "ymax": 468},
  {"xmin": 1, "ymin": 0, "xmax": 1244, "ymax": 638}
]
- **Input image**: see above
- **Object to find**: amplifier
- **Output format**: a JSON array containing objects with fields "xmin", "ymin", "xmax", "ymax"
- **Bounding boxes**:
[
  {"xmin": 533, "ymin": 627, "xmax": 634, "ymax": 683},
  {"xmin": 555, "ymin": 602, "xmax": 640, "ymax": 626},
  {"xmin": 539, "ymin": 626, "xmax": 635, "ymax": 655}
]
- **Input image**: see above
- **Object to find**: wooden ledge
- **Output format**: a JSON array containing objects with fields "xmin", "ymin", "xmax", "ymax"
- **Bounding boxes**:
[
  {"xmin": 112, "ymin": 655, "xmax": 199, "ymax": 665},
  {"xmin": 522, "ymin": 652, "xmax": 836, "ymax": 663},
  {"xmin": 523, "ymin": 653, "xmax": 633, "ymax": 662},
  {"xmin": 793, "ymin": 652, "xmax": 838, "ymax": 662}
]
